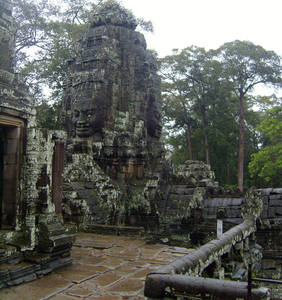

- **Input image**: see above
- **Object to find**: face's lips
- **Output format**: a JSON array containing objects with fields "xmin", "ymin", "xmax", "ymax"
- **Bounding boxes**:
[
  {"xmin": 77, "ymin": 126, "xmax": 90, "ymax": 130},
  {"xmin": 76, "ymin": 124, "xmax": 92, "ymax": 137}
]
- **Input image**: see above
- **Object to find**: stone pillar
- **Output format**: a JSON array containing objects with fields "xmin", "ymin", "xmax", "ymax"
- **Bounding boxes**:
[{"xmin": 52, "ymin": 141, "xmax": 64, "ymax": 214}]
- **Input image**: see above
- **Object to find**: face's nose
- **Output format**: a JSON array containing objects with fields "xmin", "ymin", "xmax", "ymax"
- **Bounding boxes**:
[{"xmin": 77, "ymin": 111, "xmax": 88, "ymax": 124}]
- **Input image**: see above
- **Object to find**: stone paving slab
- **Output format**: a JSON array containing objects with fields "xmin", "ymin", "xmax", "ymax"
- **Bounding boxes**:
[{"xmin": 0, "ymin": 232, "xmax": 195, "ymax": 299}]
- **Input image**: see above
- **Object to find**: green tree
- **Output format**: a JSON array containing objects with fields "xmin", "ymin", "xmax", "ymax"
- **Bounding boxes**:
[
  {"xmin": 217, "ymin": 40, "xmax": 282, "ymax": 190},
  {"xmin": 248, "ymin": 106, "xmax": 282, "ymax": 187},
  {"xmin": 13, "ymin": 0, "xmax": 153, "ymax": 98},
  {"xmin": 35, "ymin": 100, "xmax": 64, "ymax": 130},
  {"xmin": 160, "ymin": 46, "xmax": 229, "ymax": 166},
  {"xmin": 12, "ymin": 0, "xmax": 154, "ymax": 128}
]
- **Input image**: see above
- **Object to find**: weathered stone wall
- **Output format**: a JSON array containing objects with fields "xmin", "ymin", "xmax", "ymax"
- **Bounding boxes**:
[
  {"xmin": 157, "ymin": 160, "xmax": 217, "ymax": 232},
  {"xmin": 0, "ymin": 0, "xmax": 75, "ymax": 288},
  {"xmin": 145, "ymin": 216, "xmax": 268, "ymax": 299},
  {"xmin": 255, "ymin": 188, "xmax": 282, "ymax": 287}
]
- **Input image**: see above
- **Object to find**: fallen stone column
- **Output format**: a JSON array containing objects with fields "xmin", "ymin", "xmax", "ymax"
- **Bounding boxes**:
[{"xmin": 145, "ymin": 274, "xmax": 270, "ymax": 300}]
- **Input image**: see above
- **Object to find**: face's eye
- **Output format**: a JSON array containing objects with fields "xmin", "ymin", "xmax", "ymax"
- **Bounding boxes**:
[
  {"xmin": 73, "ymin": 110, "xmax": 80, "ymax": 118},
  {"xmin": 85, "ymin": 110, "xmax": 93, "ymax": 119}
]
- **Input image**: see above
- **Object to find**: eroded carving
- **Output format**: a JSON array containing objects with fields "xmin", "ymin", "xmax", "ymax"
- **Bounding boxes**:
[{"xmin": 72, "ymin": 98, "xmax": 104, "ymax": 140}]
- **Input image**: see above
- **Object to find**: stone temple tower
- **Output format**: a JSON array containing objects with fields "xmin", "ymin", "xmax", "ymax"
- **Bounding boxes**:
[{"xmin": 62, "ymin": 2, "xmax": 167, "ymax": 228}]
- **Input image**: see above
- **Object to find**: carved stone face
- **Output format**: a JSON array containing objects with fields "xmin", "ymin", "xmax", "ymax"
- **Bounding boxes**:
[
  {"xmin": 147, "ymin": 101, "xmax": 162, "ymax": 138},
  {"xmin": 72, "ymin": 98, "xmax": 103, "ymax": 138}
]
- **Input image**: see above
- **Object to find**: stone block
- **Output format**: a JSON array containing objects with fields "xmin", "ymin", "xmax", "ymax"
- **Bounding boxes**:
[
  {"xmin": 4, "ymin": 138, "xmax": 20, "ymax": 155},
  {"xmin": 261, "ymin": 210, "xmax": 268, "ymax": 219},
  {"xmin": 272, "ymin": 188, "xmax": 282, "ymax": 194},
  {"xmin": 4, "ymin": 154, "xmax": 18, "ymax": 165},
  {"xmin": 231, "ymin": 198, "xmax": 244, "ymax": 206},
  {"xmin": 157, "ymin": 200, "xmax": 166, "ymax": 209},
  {"xmin": 230, "ymin": 209, "xmax": 237, "ymax": 218},
  {"xmin": 269, "ymin": 195, "xmax": 282, "ymax": 201},
  {"xmin": 261, "ymin": 188, "xmax": 273, "ymax": 196},
  {"xmin": 2, "ymin": 189, "xmax": 17, "ymax": 204},
  {"xmin": 6, "ymin": 127, "xmax": 21, "ymax": 139},
  {"xmin": 222, "ymin": 198, "xmax": 232, "ymax": 206},
  {"xmin": 2, "ymin": 179, "xmax": 18, "ymax": 190},
  {"xmin": 262, "ymin": 196, "xmax": 269, "ymax": 204},
  {"xmin": 3, "ymin": 165, "xmax": 19, "ymax": 180},
  {"xmin": 210, "ymin": 198, "xmax": 218, "ymax": 207},
  {"xmin": 269, "ymin": 199, "xmax": 282, "ymax": 206},
  {"xmin": 268, "ymin": 207, "xmax": 276, "ymax": 218},
  {"xmin": 77, "ymin": 189, "xmax": 96, "ymax": 199},
  {"xmin": 183, "ymin": 188, "xmax": 195, "ymax": 195},
  {"xmin": 276, "ymin": 207, "xmax": 282, "ymax": 215},
  {"xmin": 262, "ymin": 259, "xmax": 277, "ymax": 269}
]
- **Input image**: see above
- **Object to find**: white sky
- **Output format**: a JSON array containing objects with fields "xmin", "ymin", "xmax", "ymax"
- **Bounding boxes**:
[
  {"xmin": 121, "ymin": 0, "xmax": 282, "ymax": 57},
  {"xmin": 121, "ymin": 0, "xmax": 282, "ymax": 96}
]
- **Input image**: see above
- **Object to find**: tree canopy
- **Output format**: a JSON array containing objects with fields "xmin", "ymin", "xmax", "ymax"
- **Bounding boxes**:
[
  {"xmin": 12, "ymin": 0, "xmax": 153, "ymax": 102},
  {"xmin": 161, "ymin": 41, "xmax": 282, "ymax": 189},
  {"xmin": 217, "ymin": 40, "xmax": 282, "ymax": 190},
  {"xmin": 248, "ymin": 106, "xmax": 282, "ymax": 187},
  {"xmin": 11, "ymin": 0, "xmax": 282, "ymax": 189}
]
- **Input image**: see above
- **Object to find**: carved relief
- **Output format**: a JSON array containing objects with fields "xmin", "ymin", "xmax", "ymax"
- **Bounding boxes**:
[
  {"xmin": 146, "ymin": 99, "xmax": 162, "ymax": 139},
  {"xmin": 72, "ymin": 98, "xmax": 104, "ymax": 140}
]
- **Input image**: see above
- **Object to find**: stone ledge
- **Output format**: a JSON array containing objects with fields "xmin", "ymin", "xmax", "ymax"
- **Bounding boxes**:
[{"xmin": 84, "ymin": 224, "xmax": 145, "ymax": 236}]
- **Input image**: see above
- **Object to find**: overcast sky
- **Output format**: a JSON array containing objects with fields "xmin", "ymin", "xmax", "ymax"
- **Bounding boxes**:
[
  {"xmin": 121, "ymin": 0, "xmax": 282, "ymax": 96},
  {"xmin": 121, "ymin": 0, "xmax": 282, "ymax": 58}
]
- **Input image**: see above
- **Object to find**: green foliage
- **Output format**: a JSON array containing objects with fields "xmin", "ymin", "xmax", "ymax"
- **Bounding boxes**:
[
  {"xmin": 35, "ymin": 100, "xmax": 64, "ymax": 130},
  {"xmin": 12, "ymin": 0, "xmax": 153, "ymax": 103},
  {"xmin": 12, "ymin": 0, "xmax": 154, "ymax": 128},
  {"xmin": 248, "ymin": 106, "xmax": 282, "ymax": 187},
  {"xmin": 11, "ymin": 1, "xmax": 282, "ymax": 188},
  {"xmin": 161, "ymin": 41, "xmax": 282, "ymax": 188}
]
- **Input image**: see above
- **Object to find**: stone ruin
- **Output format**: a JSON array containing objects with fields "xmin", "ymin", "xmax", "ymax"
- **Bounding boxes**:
[
  {"xmin": 62, "ymin": 3, "xmax": 166, "ymax": 229},
  {"xmin": 0, "ymin": 0, "xmax": 75, "ymax": 288},
  {"xmin": 2, "ymin": 0, "xmax": 282, "ymax": 296}
]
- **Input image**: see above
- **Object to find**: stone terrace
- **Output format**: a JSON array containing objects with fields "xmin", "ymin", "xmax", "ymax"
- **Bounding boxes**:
[{"xmin": 0, "ymin": 232, "xmax": 195, "ymax": 299}]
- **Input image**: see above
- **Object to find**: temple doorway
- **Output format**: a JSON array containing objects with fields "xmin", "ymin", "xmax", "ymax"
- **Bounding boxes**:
[{"xmin": 0, "ymin": 115, "xmax": 25, "ymax": 228}]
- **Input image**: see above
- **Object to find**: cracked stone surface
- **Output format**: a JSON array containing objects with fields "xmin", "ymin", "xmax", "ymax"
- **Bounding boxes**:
[{"xmin": 0, "ymin": 232, "xmax": 195, "ymax": 299}]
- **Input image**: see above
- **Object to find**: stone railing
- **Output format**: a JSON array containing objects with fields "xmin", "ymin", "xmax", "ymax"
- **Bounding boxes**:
[{"xmin": 144, "ymin": 216, "xmax": 269, "ymax": 299}]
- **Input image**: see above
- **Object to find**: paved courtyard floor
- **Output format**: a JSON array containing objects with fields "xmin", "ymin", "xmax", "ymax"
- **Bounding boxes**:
[{"xmin": 0, "ymin": 232, "xmax": 194, "ymax": 300}]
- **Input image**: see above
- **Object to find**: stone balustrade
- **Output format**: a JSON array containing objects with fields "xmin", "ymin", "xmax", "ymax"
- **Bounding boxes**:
[{"xmin": 144, "ymin": 216, "xmax": 269, "ymax": 299}]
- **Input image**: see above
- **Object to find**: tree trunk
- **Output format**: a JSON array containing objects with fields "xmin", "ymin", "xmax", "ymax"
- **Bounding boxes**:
[
  {"xmin": 182, "ymin": 101, "xmax": 194, "ymax": 160},
  {"xmin": 237, "ymin": 94, "xmax": 245, "ymax": 190},
  {"xmin": 201, "ymin": 105, "xmax": 210, "ymax": 166},
  {"xmin": 186, "ymin": 122, "xmax": 194, "ymax": 160},
  {"xmin": 227, "ymin": 164, "xmax": 231, "ymax": 186},
  {"xmin": 203, "ymin": 124, "xmax": 210, "ymax": 166}
]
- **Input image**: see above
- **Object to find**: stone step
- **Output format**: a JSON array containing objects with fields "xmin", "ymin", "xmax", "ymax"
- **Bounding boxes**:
[
  {"xmin": 0, "ymin": 253, "xmax": 73, "ymax": 289},
  {"xmin": 0, "ymin": 261, "xmax": 51, "ymax": 288},
  {"xmin": 84, "ymin": 224, "xmax": 145, "ymax": 236},
  {"xmin": 0, "ymin": 244, "xmax": 23, "ymax": 265}
]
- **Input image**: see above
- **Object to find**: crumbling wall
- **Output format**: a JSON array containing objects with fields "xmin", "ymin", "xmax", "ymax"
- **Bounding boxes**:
[
  {"xmin": 0, "ymin": 0, "xmax": 75, "ymax": 288},
  {"xmin": 255, "ymin": 188, "xmax": 282, "ymax": 284},
  {"xmin": 144, "ymin": 216, "xmax": 267, "ymax": 299}
]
